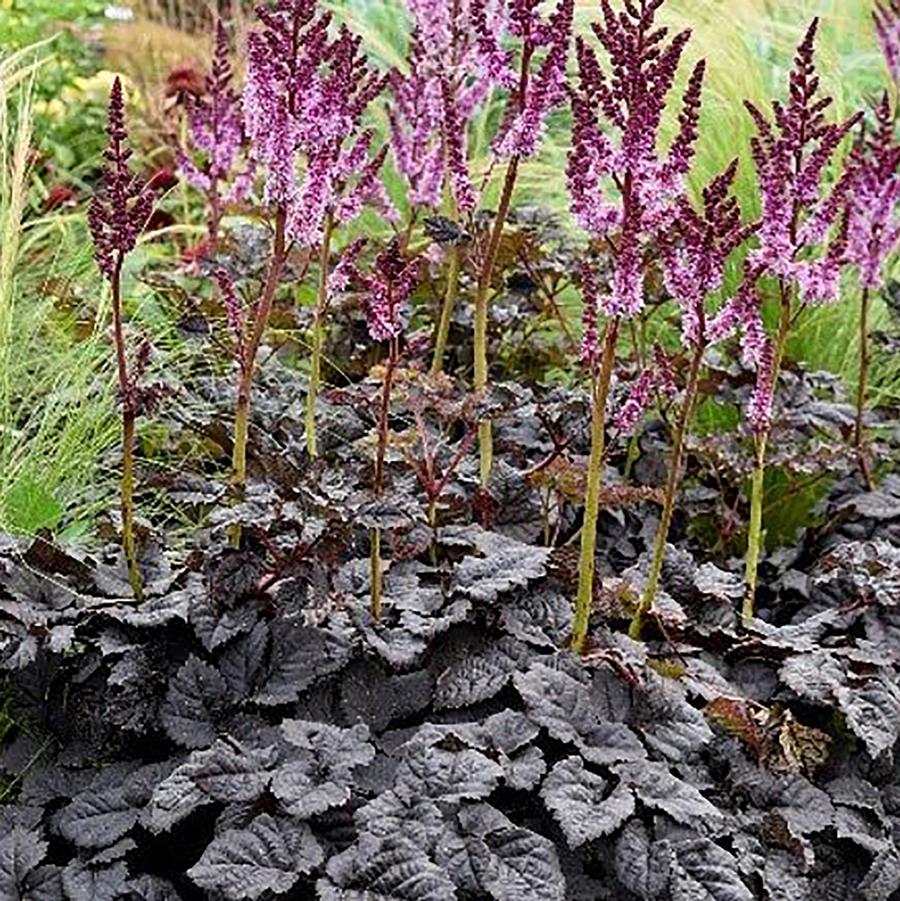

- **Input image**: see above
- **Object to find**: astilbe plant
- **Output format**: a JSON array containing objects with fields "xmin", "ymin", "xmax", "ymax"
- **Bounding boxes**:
[
  {"xmin": 472, "ymin": 0, "xmax": 574, "ymax": 488},
  {"xmin": 738, "ymin": 19, "xmax": 863, "ymax": 621},
  {"xmin": 230, "ymin": 0, "xmax": 391, "ymax": 546},
  {"xmin": 346, "ymin": 240, "xmax": 421, "ymax": 619},
  {"xmin": 875, "ymin": 0, "xmax": 900, "ymax": 86},
  {"xmin": 293, "ymin": 28, "xmax": 395, "ymax": 460},
  {"xmin": 229, "ymin": 0, "xmax": 327, "ymax": 544},
  {"xmin": 388, "ymin": 0, "xmax": 508, "ymax": 375},
  {"xmin": 178, "ymin": 21, "xmax": 255, "ymax": 254},
  {"xmin": 566, "ymin": 0, "xmax": 705, "ymax": 653},
  {"xmin": 845, "ymin": 95, "xmax": 900, "ymax": 486},
  {"xmin": 628, "ymin": 162, "xmax": 756, "ymax": 638},
  {"xmin": 88, "ymin": 77, "xmax": 161, "ymax": 601}
]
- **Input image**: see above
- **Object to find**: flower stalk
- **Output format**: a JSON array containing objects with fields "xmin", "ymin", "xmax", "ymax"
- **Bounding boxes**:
[
  {"xmin": 306, "ymin": 211, "xmax": 335, "ymax": 457},
  {"xmin": 89, "ymin": 77, "xmax": 162, "ymax": 601},
  {"xmin": 371, "ymin": 334, "xmax": 400, "ymax": 619},
  {"xmin": 855, "ymin": 287, "xmax": 874, "ymax": 488},
  {"xmin": 743, "ymin": 283, "xmax": 792, "ymax": 622},
  {"xmin": 229, "ymin": 207, "xmax": 288, "ymax": 547},
  {"xmin": 111, "ymin": 254, "xmax": 142, "ymax": 602},
  {"xmin": 629, "ymin": 347, "xmax": 703, "ymax": 639},
  {"xmin": 571, "ymin": 317, "xmax": 618, "ymax": 654},
  {"xmin": 473, "ymin": 153, "xmax": 521, "ymax": 487}
]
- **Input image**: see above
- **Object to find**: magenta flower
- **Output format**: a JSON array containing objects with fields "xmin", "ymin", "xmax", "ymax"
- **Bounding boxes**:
[
  {"xmin": 386, "ymin": 57, "xmax": 445, "ymax": 208},
  {"xmin": 613, "ymin": 347, "xmax": 677, "ymax": 434},
  {"xmin": 88, "ymin": 78, "xmax": 157, "ymax": 279},
  {"xmin": 875, "ymin": 1, "xmax": 900, "ymax": 85},
  {"xmin": 844, "ymin": 95, "xmax": 900, "ymax": 291},
  {"xmin": 388, "ymin": 0, "xmax": 517, "ymax": 213},
  {"xmin": 244, "ymin": 3, "xmax": 391, "ymax": 244},
  {"xmin": 662, "ymin": 162, "xmax": 757, "ymax": 347},
  {"xmin": 706, "ymin": 269, "xmax": 767, "ymax": 370},
  {"xmin": 579, "ymin": 261, "xmax": 601, "ymax": 369},
  {"xmin": 747, "ymin": 339, "xmax": 776, "ymax": 433},
  {"xmin": 179, "ymin": 22, "xmax": 254, "ymax": 245},
  {"xmin": 472, "ymin": 1, "xmax": 517, "ymax": 89},
  {"xmin": 179, "ymin": 23, "xmax": 247, "ymax": 190},
  {"xmin": 493, "ymin": 0, "xmax": 574, "ymax": 159},
  {"xmin": 215, "ymin": 269, "xmax": 244, "ymax": 342},
  {"xmin": 347, "ymin": 241, "xmax": 422, "ymax": 342},
  {"xmin": 744, "ymin": 19, "xmax": 862, "ymax": 294},
  {"xmin": 568, "ymin": 0, "xmax": 705, "ymax": 320}
]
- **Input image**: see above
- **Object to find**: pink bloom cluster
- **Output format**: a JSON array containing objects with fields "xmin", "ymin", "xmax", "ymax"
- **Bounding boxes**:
[
  {"xmin": 178, "ymin": 22, "xmax": 254, "ymax": 204},
  {"xmin": 734, "ymin": 19, "xmax": 872, "ymax": 431},
  {"xmin": 88, "ymin": 78, "xmax": 158, "ymax": 279},
  {"xmin": 744, "ymin": 20, "xmax": 861, "ymax": 303},
  {"xmin": 569, "ymin": 0, "xmax": 705, "ymax": 328},
  {"xmin": 388, "ymin": 0, "xmax": 571, "ymax": 214},
  {"xmin": 493, "ymin": 0, "xmax": 575, "ymax": 159},
  {"xmin": 614, "ymin": 347, "xmax": 677, "ymax": 434},
  {"xmin": 845, "ymin": 95, "xmax": 900, "ymax": 291},
  {"xmin": 579, "ymin": 261, "xmax": 601, "ymax": 369},
  {"xmin": 388, "ymin": 0, "xmax": 502, "ymax": 211},
  {"xmin": 345, "ymin": 240, "xmax": 422, "ymax": 341},
  {"xmin": 244, "ymin": 0, "xmax": 394, "ymax": 244},
  {"xmin": 662, "ymin": 161, "xmax": 755, "ymax": 348},
  {"xmin": 875, "ymin": 1, "xmax": 900, "ymax": 85}
]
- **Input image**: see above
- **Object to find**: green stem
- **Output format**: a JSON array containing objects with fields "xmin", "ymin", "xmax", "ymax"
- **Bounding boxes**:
[
  {"xmin": 110, "ymin": 253, "xmax": 143, "ymax": 602},
  {"xmin": 571, "ymin": 319, "xmax": 620, "ymax": 654},
  {"xmin": 370, "ymin": 527, "xmax": 383, "ymax": 620},
  {"xmin": 371, "ymin": 335, "xmax": 400, "ymax": 619},
  {"xmin": 474, "ymin": 155, "xmax": 520, "ymax": 488},
  {"xmin": 431, "ymin": 238, "xmax": 461, "ymax": 376},
  {"xmin": 306, "ymin": 212, "xmax": 334, "ymax": 458},
  {"xmin": 742, "ymin": 285, "xmax": 792, "ymax": 623},
  {"xmin": 854, "ymin": 286, "xmax": 874, "ymax": 490},
  {"xmin": 629, "ymin": 345, "xmax": 704, "ymax": 639},
  {"xmin": 229, "ymin": 207, "xmax": 288, "ymax": 548},
  {"xmin": 428, "ymin": 496, "xmax": 438, "ymax": 566},
  {"xmin": 121, "ymin": 411, "xmax": 143, "ymax": 602}
]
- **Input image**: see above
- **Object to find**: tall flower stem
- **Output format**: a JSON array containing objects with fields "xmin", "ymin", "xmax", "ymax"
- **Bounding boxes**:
[
  {"xmin": 854, "ymin": 286, "xmax": 874, "ymax": 489},
  {"xmin": 629, "ymin": 346, "xmax": 704, "ymax": 639},
  {"xmin": 743, "ymin": 284, "xmax": 792, "ymax": 623},
  {"xmin": 473, "ymin": 155, "xmax": 520, "ymax": 486},
  {"xmin": 208, "ymin": 174, "xmax": 221, "ymax": 253},
  {"xmin": 230, "ymin": 207, "xmax": 288, "ymax": 547},
  {"xmin": 472, "ymin": 42, "xmax": 533, "ymax": 488},
  {"xmin": 431, "ymin": 195, "xmax": 460, "ymax": 376},
  {"xmin": 371, "ymin": 334, "xmax": 400, "ymax": 620},
  {"xmin": 571, "ymin": 318, "xmax": 620, "ymax": 654},
  {"xmin": 306, "ymin": 211, "xmax": 335, "ymax": 458},
  {"xmin": 111, "ymin": 251, "xmax": 143, "ymax": 602}
]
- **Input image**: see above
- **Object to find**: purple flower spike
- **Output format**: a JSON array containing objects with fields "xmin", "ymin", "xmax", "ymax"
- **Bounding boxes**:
[
  {"xmin": 183, "ymin": 23, "xmax": 245, "ymax": 183},
  {"xmin": 215, "ymin": 269, "xmax": 244, "ymax": 341},
  {"xmin": 494, "ymin": 0, "xmax": 574, "ymax": 159},
  {"xmin": 875, "ymin": 1, "xmax": 900, "ymax": 85},
  {"xmin": 244, "ymin": 2, "xmax": 389, "ymax": 241},
  {"xmin": 579, "ymin": 261, "xmax": 601, "ymax": 369},
  {"xmin": 568, "ymin": 0, "xmax": 706, "ymax": 320},
  {"xmin": 662, "ymin": 161, "xmax": 756, "ymax": 347},
  {"xmin": 844, "ymin": 95, "xmax": 900, "ymax": 291},
  {"xmin": 349, "ymin": 241, "xmax": 422, "ymax": 342},
  {"xmin": 88, "ymin": 78, "xmax": 157, "ymax": 279},
  {"xmin": 179, "ymin": 21, "xmax": 254, "ymax": 245},
  {"xmin": 613, "ymin": 347, "xmax": 674, "ymax": 434},
  {"xmin": 747, "ymin": 339, "xmax": 776, "ymax": 434},
  {"xmin": 744, "ymin": 19, "xmax": 862, "ymax": 282}
]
